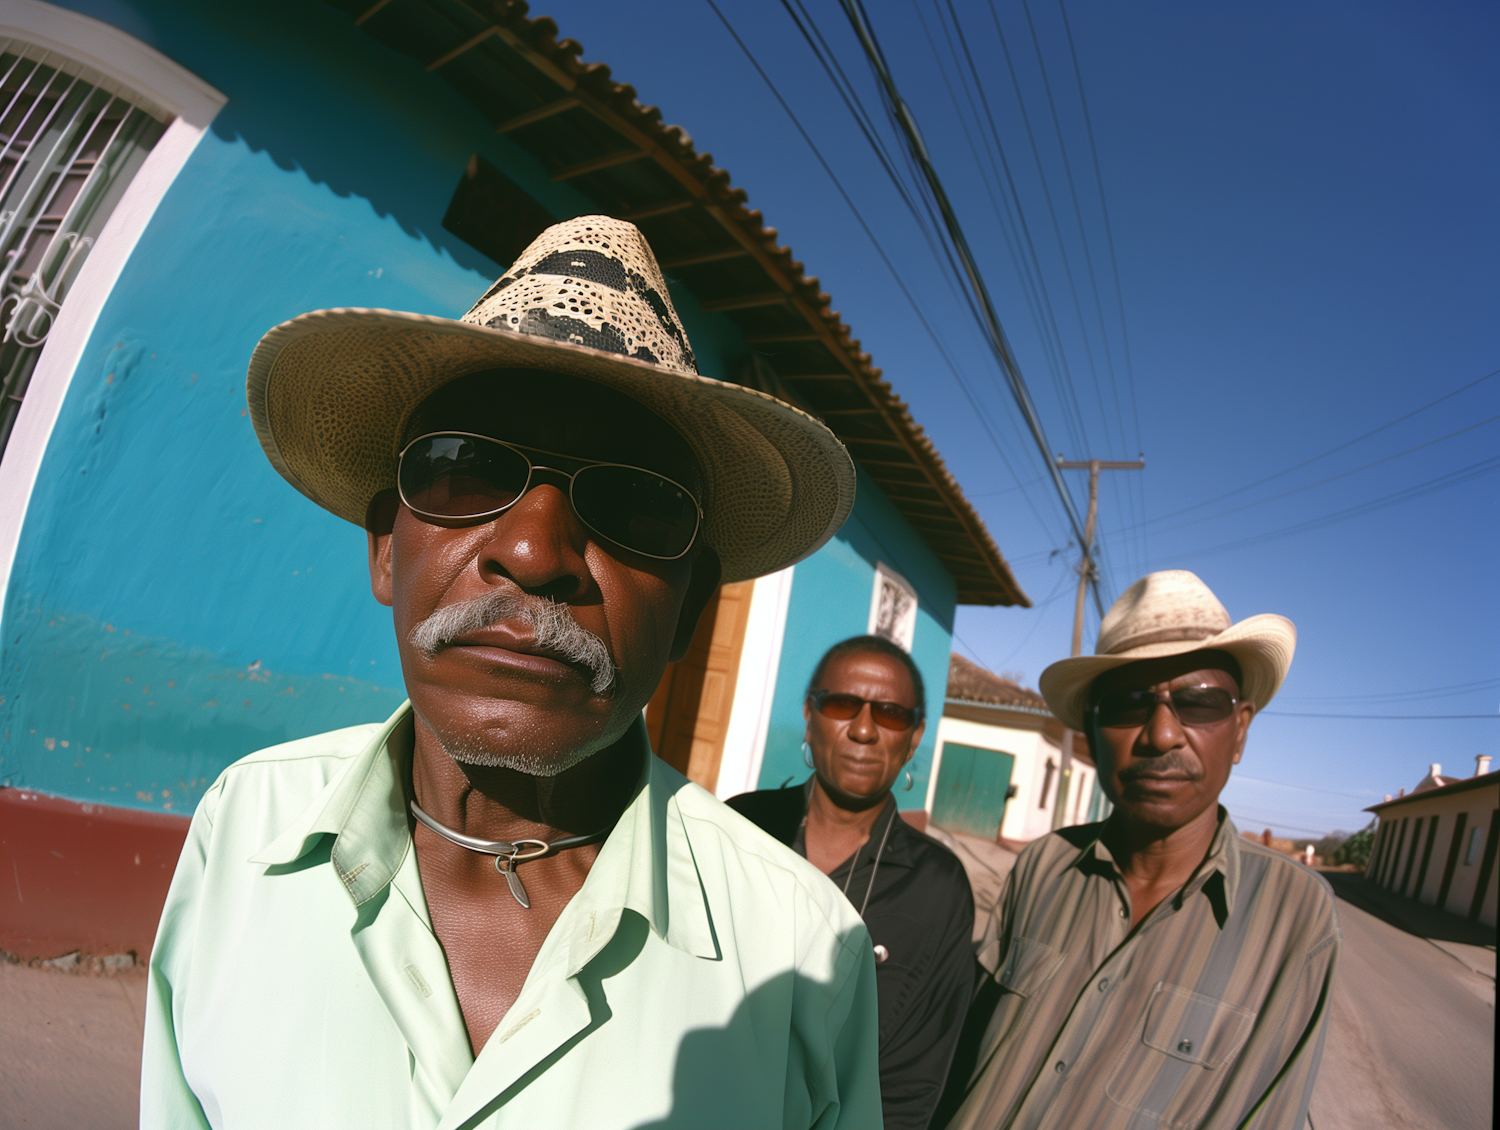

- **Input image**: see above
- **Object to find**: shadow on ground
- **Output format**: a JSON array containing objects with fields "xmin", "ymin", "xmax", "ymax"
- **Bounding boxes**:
[{"xmin": 1320, "ymin": 871, "xmax": 1496, "ymax": 948}]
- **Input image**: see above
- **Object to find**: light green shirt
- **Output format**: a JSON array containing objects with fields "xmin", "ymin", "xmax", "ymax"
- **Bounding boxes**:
[{"xmin": 142, "ymin": 705, "xmax": 881, "ymax": 1129}]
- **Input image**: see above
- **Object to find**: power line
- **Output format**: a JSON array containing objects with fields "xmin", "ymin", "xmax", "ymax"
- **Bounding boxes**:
[
  {"xmin": 1056, "ymin": 0, "xmax": 1143, "ymax": 486},
  {"xmin": 1131, "ymin": 412, "xmax": 1500, "ymax": 538},
  {"xmin": 1261, "ymin": 711, "xmax": 1498, "ymax": 720},
  {"xmin": 971, "ymin": 0, "xmax": 1098, "ymax": 465},
  {"xmin": 1168, "ymin": 454, "xmax": 1500, "ymax": 562},
  {"xmin": 1016, "ymin": 0, "xmax": 1125, "ymax": 457},
  {"xmin": 1009, "ymin": 395, "xmax": 1499, "ymax": 569},
  {"xmin": 992, "ymin": 566, "xmax": 1074, "ymax": 671},
  {"xmin": 951, "ymin": 629, "xmax": 989, "ymax": 667},
  {"xmin": 1230, "ymin": 774, "xmax": 1383, "ymax": 802},
  {"xmin": 781, "ymin": 0, "xmax": 972, "ymax": 315},
  {"xmin": 918, "ymin": 0, "xmax": 1085, "ymax": 462},
  {"xmin": 836, "ymin": 0, "xmax": 1102, "ymax": 610},
  {"xmin": 1140, "ymin": 365, "xmax": 1499, "ymax": 528},
  {"xmin": 910, "ymin": 0, "xmax": 1086, "ymax": 465},
  {"xmin": 958, "ymin": 0, "xmax": 1147, "ymax": 586},
  {"xmin": 895, "ymin": 0, "xmax": 1088, "ymax": 542},
  {"xmin": 1225, "ymin": 812, "xmax": 1353, "ymax": 838},
  {"xmin": 1279, "ymin": 677, "xmax": 1500, "ymax": 704},
  {"xmin": 704, "ymin": 0, "xmax": 1061, "ymax": 545},
  {"xmin": 971, "ymin": 475, "xmax": 1049, "ymax": 498}
]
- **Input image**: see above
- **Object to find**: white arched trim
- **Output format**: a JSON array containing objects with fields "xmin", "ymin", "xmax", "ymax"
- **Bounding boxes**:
[{"xmin": 0, "ymin": 1, "xmax": 225, "ymax": 616}]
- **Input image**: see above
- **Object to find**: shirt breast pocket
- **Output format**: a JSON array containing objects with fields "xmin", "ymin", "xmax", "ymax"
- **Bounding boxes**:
[
  {"xmin": 996, "ymin": 936, "xmax": 1063, "ymax": 997},
  {"xmin": 984, "ymin": 936, "xmax": 1064, "ymax": 1050},
  {"xmin": 1105, "ymin": 982, "xmax": 1258, "ymax": 1128}
]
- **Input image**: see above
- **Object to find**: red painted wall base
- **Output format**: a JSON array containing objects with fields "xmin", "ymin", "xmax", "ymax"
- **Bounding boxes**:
[
  {"xmin": 0, "ymin": 788, "xmax": 936, "ymax": 957},
  {"xmin": 0, "ymin": 788, "xmax": 190, "ymax": 959}
]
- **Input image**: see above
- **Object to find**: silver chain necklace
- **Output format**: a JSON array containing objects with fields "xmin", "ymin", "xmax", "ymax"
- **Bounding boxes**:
[
  {"xmin": 841, "ymin": 802, "xmax": 899, "ymax": 920},
  {"xmin": 409, "ymin": 800, "xmax": 611, "ymax": 909}
]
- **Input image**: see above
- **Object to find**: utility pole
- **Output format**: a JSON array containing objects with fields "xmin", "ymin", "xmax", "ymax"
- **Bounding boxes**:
[{"xmin": 1051, "ymin": 455, "xmax": 1145, "ymax": 830}]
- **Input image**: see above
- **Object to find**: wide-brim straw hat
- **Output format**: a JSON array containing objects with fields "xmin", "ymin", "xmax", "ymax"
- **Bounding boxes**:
[
  {"xmin": 247, "ymin": 215, "xmax": 855, "ymax": 583},
  {"xmin": 1039, "ymin": 570, "xmax": 1296, "ymax": 730}
]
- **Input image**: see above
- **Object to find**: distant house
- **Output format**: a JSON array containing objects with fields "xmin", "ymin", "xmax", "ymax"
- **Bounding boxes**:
[
  {"xmin": 1364, "ymin": 756, "xmax": 1497, "ymax": 928},
  {"xmin": 0, "ymin": 0, "xmax": 1028, "ymax": 957},
  {"xmin": 926, "ymin": 654, "xmax": 1107, "ymax": 843}
]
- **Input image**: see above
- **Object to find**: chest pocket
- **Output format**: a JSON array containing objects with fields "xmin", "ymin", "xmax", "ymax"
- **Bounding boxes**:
[
  {"xmin": 1142, "ymin": 982, "xmax": 1257, "ymax": 1068},
  {"xmin": 1105, "ymin": 982, "xmax": 1258, "ymax": 1127},
  {"xmin": 978, "ymin": 936, "xmax": 1064, "ymax": 1057},
  {"xmin": 996, "ymin": 936, "xmax": 1064, "ymax": 998}
]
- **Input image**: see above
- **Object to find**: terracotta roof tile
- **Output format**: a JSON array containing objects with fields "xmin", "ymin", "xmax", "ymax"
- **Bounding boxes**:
[{"xmin": 947, "ymin": 654, "xmax": 1049, "ymax": 711}]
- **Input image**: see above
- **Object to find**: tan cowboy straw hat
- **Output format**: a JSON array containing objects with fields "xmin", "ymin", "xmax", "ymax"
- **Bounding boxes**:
[
  {"xmin": 247, "ymin": 215, "xmax": 856, "ymax": 583},
  {"xmin": 1038, "ymin": 570, "xmax": 1296, "ymax": 730}
]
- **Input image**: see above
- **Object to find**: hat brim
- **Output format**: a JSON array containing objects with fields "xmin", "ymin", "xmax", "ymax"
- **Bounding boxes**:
[
  {"xmin": 247, "ymin": 309, "xmax": 856, "ymax": 584},
  {"xmin": 1038, "ymin": 614, "xmax": 1296, "ymax": 730}
]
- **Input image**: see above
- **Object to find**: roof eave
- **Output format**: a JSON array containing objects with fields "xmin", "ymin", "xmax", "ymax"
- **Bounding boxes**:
[{"xmin": 337, "ymin": 0, "xmax": 1029, "ymax": 606}]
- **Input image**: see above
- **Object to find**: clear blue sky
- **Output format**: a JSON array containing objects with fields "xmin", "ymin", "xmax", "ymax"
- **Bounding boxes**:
[{"xmin": 550, "ymin": 0, "xmax": 1498, "ymax": 838}]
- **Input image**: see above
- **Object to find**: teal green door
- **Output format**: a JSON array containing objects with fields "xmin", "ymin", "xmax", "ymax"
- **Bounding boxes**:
[{"xmin": 931, "ymin": 742, "xmax": 1016, "ymax": 840}]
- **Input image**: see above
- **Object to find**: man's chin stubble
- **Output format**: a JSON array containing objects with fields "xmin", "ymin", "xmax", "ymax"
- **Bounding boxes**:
[{"xmin": 436, "ymin": 731, "xmax": 600, "ymax": 777}]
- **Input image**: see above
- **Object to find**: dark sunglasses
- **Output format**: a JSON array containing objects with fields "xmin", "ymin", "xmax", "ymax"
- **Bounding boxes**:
[
  {"xmin": 810, "ymin": 690, "xmax": 922, "ymax": 733},
  {"xmin": 397, "ymin": 432, "xmax": 702, "ymax": 561},
  {"xmin": 1092, "ymin": 685, "xmax": 1239, "ymax": 730}
]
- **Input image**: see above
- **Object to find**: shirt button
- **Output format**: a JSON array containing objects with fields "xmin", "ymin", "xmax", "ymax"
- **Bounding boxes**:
[
  {"xmin": 1054, "ymin": 1061, "xmax": 1066, "ymax": 1074},
  {"xmin": 1098, "ymin": 978, "xmax": 1110, "ymax": 991},
  {"xmin": 1118, "ymin": 907, "xmax": 1128, "ymax": 918}
]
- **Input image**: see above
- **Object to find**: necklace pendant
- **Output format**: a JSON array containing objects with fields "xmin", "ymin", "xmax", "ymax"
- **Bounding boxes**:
[{"xmin": 495, "ymin": 854, "xmax": 531, "ymax": 909}]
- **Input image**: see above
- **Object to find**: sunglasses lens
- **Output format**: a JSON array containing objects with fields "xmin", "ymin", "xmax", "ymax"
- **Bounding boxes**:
[
  {"xmin": 814, "ymin": 693, "xmax": 865, "ymax": 721},
  {"xmin": 1094, "ymin": 691, "xmax": 1153, "ymax": 728},
  {"xmin": 571, "ymin": 465, "xmax": 699, "ymax": 559},
  {"xmin": 1172, "ymin": 687, "xmax": 1236, "ymax": 725},
  {"xmin": 870, "ymin": 702, "xmax": 916, "ymax": 732},
  {"xmin": 813, "ymin": 693, "xmax": 918, "ymax": 731},
  {"xmin": 1094, "ymin": 687, "xmax": 1237, "ymax": 728},
  {"xmin": 399, "ymin": 435, "xmax": 529, "ymax": 521}
]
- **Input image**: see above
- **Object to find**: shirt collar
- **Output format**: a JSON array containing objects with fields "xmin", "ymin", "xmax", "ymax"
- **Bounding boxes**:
[
  {"xmin": 1066, "ymin": 806, "xmax": 1242, "ymax": 928},
  {"xmin": 248, "ymin": 704, "xmax": 415, "ymax": 905},
  {"xmin": 560, "ymin": 735, "xmax": 719, "ymax": 971},
  {"xmin": 248, "ymin": 703, "xmax": 718, "ymax": 960}
]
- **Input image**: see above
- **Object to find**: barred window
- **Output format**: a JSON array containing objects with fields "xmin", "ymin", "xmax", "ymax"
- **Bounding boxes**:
[{"xmin": 0, "ymin": 39, "xmax": 167, "ymax": 452}]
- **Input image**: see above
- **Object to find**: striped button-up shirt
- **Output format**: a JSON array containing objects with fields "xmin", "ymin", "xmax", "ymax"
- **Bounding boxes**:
[{"xmin": 945, "ymin": 811, "xmax": 1338, "ymax": 1130}]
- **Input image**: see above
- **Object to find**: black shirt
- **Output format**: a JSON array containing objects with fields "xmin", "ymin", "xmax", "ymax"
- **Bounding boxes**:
[{"xmin": 728, "ymin": 781, "xmax": 976, "ymax": 1130}]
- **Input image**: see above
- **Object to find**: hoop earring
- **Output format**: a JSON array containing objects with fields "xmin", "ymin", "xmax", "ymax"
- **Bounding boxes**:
[
  {"xmin": 802, "ymin": 740, "xmax": 815, "ymax": 769},
  {"xmin": 903, "ymin": 771, "xmax": 914, "ymax": 792}
]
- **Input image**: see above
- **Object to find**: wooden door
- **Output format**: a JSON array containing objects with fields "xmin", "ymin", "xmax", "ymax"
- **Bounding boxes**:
[
  {"xmin": 644, "ymin": 579, "xmax": 755, "ymax": 792},
  {"xmin": 931, "ymin": 742, "xmax": 1015, "ymax": 840}
]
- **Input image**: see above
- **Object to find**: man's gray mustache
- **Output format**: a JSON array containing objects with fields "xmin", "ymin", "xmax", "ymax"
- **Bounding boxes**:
[
  {"xmin": 410, "ymin": 591, "xmax": 617, "ymax": 697},
  {"xmin": 1119, "ymin": 752, "xmax": 1202, "ymax": 782}
]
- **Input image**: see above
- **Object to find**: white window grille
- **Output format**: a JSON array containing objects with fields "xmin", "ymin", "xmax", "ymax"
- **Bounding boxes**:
[
  {"xmin": 0, "ymin": 38, "xmax": 167, "ymax": 453},
  {"xmin": 868, "ymin": 560, "xmax": 918, "ymax": 652}
]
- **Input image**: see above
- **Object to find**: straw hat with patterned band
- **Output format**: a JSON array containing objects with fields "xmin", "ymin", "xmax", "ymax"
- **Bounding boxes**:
[
  {"xmin": 247, "ymin": 215, "xmax": 856, "ymax": 584},
  {"xmin": 1039, "ymin": 570, "xmax": 1296, "ymax": 731}
]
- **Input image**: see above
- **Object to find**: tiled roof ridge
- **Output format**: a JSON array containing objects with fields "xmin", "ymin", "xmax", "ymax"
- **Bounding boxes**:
[
  {"xmin": 469, "ymin": 0, "xmax": 1024, "ymax": 606},
  {"xmin": 947, "ymin": 653, "xmax": 1049, "ymax": 710}
]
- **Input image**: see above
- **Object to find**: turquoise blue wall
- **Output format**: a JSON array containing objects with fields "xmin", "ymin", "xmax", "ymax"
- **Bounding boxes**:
[
  {"xmin": 755, "ymin": 463, "xmax": 957, "ymax": 809},
  {"xmin": 0, "ymin": 0, "xmax": 744, "ymax": 812},
  {"xmin": 0, "ymin": 0, "xmax": 955, "ymax": 816}
]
